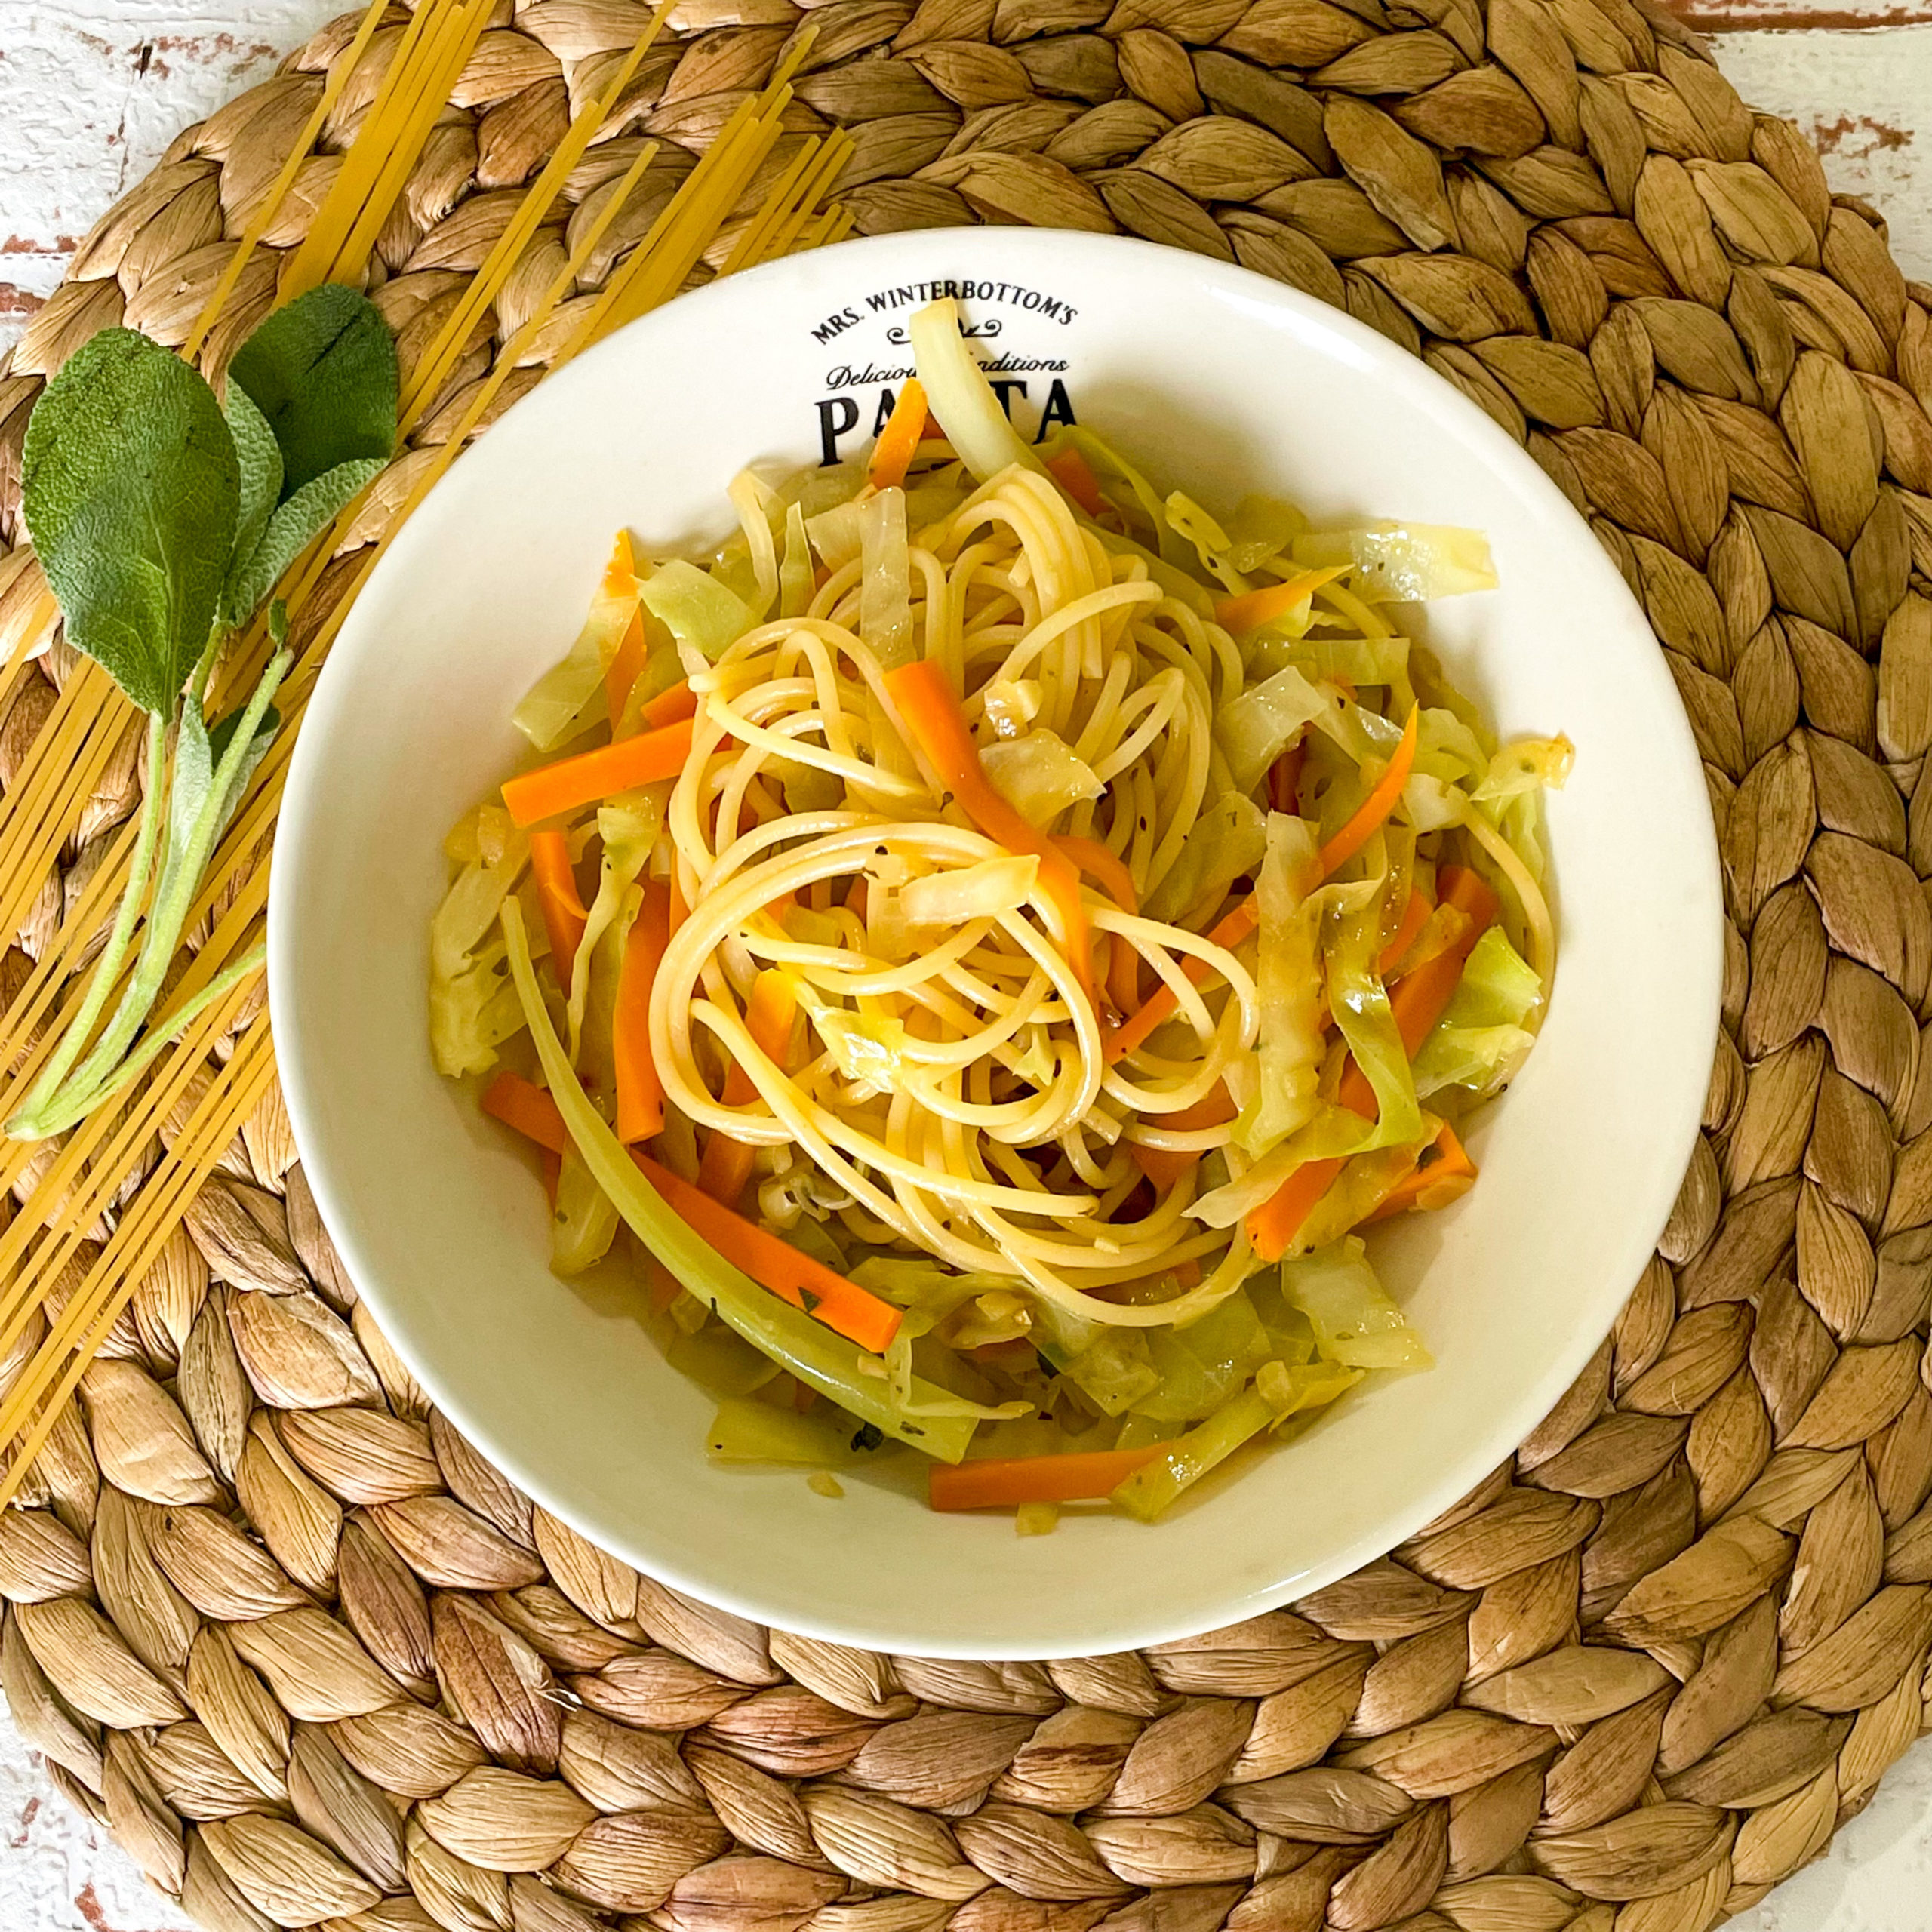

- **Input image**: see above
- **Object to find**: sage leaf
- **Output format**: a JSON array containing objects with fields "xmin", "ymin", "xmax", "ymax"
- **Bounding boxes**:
[
  {"xmin": 223, "ymin": 378, "xmax": 282, "ymax": 601},
  {"xmin": 220, "ymin": 455, "xmax": 386, "ymax": 629},
  {"xmin": 20, "ymin": 328, "xmax": 238, "ymax": 716},
  {"xmin": 229, "ymin": 283, "xmax": 397, "ymax": 494}
]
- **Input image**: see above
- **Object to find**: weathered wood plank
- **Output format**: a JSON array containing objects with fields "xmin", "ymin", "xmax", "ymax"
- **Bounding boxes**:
[{"xmin": 1705, "ymin": 24, "xmax": 1932, "ymax": 279}]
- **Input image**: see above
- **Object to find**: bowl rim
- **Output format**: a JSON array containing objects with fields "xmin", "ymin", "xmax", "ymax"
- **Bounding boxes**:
[{"xmin": 270, "ymin": 225, "xmax": 1722, "ymax": 1657}]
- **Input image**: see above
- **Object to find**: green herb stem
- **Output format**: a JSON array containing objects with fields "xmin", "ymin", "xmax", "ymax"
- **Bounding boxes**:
[
  {"xmin": 8, "ymin": 943, "xmax": 268, "ymax": 1142},
  {"xmin": 5, "ymin": 712, "xmax": 170, "ymax": 1138},
  {"xmin": 9, "ymin": 650, "xmax": 291, "ymax": 1140},
  {"xmin": 67, "ymin": 649, "xmax": 290, "ymax": 1097}
]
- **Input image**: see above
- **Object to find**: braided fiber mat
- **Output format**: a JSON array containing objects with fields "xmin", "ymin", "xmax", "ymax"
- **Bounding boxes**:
[{"xmin": 5, "ymin": 2, "xmax": 1932, "ymax": 1928}]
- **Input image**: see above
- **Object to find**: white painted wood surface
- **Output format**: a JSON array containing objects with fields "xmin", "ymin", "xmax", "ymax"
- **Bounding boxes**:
[{"xmin": 0, "ymin": 2, "xmax": 1929, "ymax": 1927}]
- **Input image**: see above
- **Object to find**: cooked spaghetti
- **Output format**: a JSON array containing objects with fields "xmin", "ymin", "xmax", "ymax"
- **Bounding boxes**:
[{"xmin": 432, "ymin": 297, "xmax": 1570, "ymax": 1525}]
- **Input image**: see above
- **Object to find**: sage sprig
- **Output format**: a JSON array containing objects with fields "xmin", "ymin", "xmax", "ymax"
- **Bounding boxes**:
[{"xmin": 7, "ymin": 284, "xmax": 398, "ymax": 1142}]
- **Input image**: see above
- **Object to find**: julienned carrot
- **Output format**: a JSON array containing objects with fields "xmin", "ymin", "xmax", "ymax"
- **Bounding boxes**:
[
  {"xmin": 1044, "ymin": 448, "xmax": 1106, "ymax": 518},
  {"xmin": 634, "ymin": 1154, "xmax": 901, "ymax": 1353},
  {"xmin": 1131, "ymin": 1081, "xmax": 1237, "ymax": 1190},
  {"xmin": 867, "ymin": 379, "xmax": 928, "ymax": 491},
  {"xmin": 528, "ymin": 831, "xmax": 589, "ymax": 985},
  {"xmin": 886, "ymin": 658, "xmax": 1095, "ymax": 1007},
  {"xmin": 482, "ymin": 1069, "xmax": 569, "ymax": 1155},
  {"xmin": 614, "ymin": 879, "xmax": 673, "ymax": 1143},
  {"xmin": 1054, "ymin": 835, "xmax": 1136, "ymax": 914},
  {"xmin": 1269, "ymin": 740, "xmax": 1303, "ymax": 815},
  {"xmin": 479, "ymin": 1072, "xmax": 902, "ymax": 1352},
  {"xmin": 929, "ymin": 1446, "xmax": 1162, "ymax": 1511},
  {"xmin": 1214, "ymin": 568, "xmax": 1346, "ymax": 635},
  {"xmin": 1055, "ymin": 834, "xmax": 1140, "ymax": 1014},
  {"xmin": 1105, "ymin": 897, "xmax": 1260, "ymax": 1063},
  {"xmin": 503, "ymin": 717, "xmax": 696, "ymax": 829},
  {"xmin": 1364, "ymin": 1122, "xmax": 1477, "ymax": 1223},
  {"xmin": 1318, "ymin": 706, "xmax": 1418, "ymax": 879},
  {"xmin": 1377, "ymin": 886, "xmax": 1432, "ymax": 979},
  {"xmin": 605, "ymin": 609, "xmax": 645, "ymax": 731},
  {"xmin": 640, "ymin": 679, "xmax": 697, "ymax": 730},
  {"xmin": 697, "ymin": 968, "xmax": 798, "ymax": 1211},
  {"xmin": 1247, "ymin": 865, "xmax": 1497, "ymax": 1261}
]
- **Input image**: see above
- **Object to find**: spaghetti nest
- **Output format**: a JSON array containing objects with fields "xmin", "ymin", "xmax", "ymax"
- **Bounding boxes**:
[{"xmin": 651, "ymin": 466, "xmax": 1257, "ymax": 1328}]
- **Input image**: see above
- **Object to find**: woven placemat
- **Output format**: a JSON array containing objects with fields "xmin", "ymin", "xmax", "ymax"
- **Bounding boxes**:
[{"xmin": 3, "ymin": 2, "xmax": 1932, "ymax": 1929}]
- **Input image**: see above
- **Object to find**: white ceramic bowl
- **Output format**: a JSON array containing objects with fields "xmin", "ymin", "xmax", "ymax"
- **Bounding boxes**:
[{"xmin": 271, "ymin": 228, "xmax": 1721, "ymax": 1659}]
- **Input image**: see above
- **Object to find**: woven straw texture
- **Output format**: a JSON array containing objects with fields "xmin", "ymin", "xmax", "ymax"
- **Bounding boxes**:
[{"xmin": 5, "ymin": 2, "xmax": 1932, "ymax": 1930}]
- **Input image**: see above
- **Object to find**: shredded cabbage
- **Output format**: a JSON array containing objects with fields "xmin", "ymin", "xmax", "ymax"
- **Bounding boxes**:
[
  {"xmin": 1291, "ymin": 524, "xmax": 1498, "ymax": 601},
  {"xmin": 706, "ymin": 1398, "xmax": 859, "ymax": 1465},
  {"xmin": 1064, "ymin": 1330, "xmax": 1160, "ymax": 1417},
  {"xmin": 860, "ymin": 487, "xmax": 915, "ymax": 669},
  {"xmin": 900, "ymin": 854, "xmax": 1038, "ymax": 928},
  {"xmin": 1241, "ymin": 814, "xmax": 1322, "ymax": 1158},
  {"xmin": 1277, "ymin": 635, "xmax": 1411, "ymax": 689},
  {"xmin": 429, "ymin": 826, "xmax": 531, "ymax": 1077},
  {"xmin": 1215, "ymin": 663, "xmax": 1328, "ymax": 795},
  {"xmin": 639, "ymin": 559, "xmax": 753, "ymax": 663},
  {"xmin": 805, "ymin": 499, "xmax": 865, "ymax": 568},
  {"xmin": 1164, "ymin": 491, "xmax": 1245, "ymax": 592},
  {"xmin": 980, "ymin": 730, "xmax": 1104, "ymax": 829},
  {"xmin": 1473, "ymin": 734, "xmax": 1574, "ymax": 805},
  {"xmin": 779, "ymin": 501, "xmax": 813, "ymax": 618},
  {"xmin": 1143, "ymin": 792, "xmax": 1266, "ymax": 928},
  {"xmin": 1133, "ymin": 1289, "xmax": 1272, "ymax": 1422},
  {"xmin": 727, "ymin": 469, "xmax": 780, "ymax": 620},
  {"xmin": 1324, "ymin": 894, "xmax": 1423, "ymax": 1153},
  {"xmin": 1282, "ymin": 1239, "xmax": 1432, "ymax": 1371},
  {"xmin": 1222, "ymin": 496, "xmax": 1308, "ymax": 573},
  {"xmin": 1257, "ymin": 1358, "xmax": 1364, "ymax": 1420},
  {"xmin": 1412, "ymin": 927, "xmax": 1542, "ymax": 1100},
  {"xmin": 512, "ymin": 534, "xmax": 638, "ymax": 750},
  {"xmin": 909, "ymin": 298, "xmax": 1040, "ymax": 485},
  {"xmin": 551, "ymin": 1146, "xmax": 618, "ymax": 1275}
]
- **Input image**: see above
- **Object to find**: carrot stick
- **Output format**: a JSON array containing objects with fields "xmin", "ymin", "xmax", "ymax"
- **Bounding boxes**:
[
  {"xmin": 886, "ymin": 657, "xmax": 1095, "ymax": 1008},
  {"xmin": 634, "ymin": 1154, "xmax": 901, "ymax": 1353},
  {"xmin": 1131, "ymin": 1082, "xmax": 1237, "ymax": 1190},
  {"xmin": 1317, "ymin": 706, "xmax": 1418, "ymax": 880},
  {"xmin": 1214, "ymin": 568, "xmax": 1346, "ymax": 635},
  {"xmin": 614, "ymin": 880, "xmax": 672, "ymax": 1143},
  {"xmin": 1044, "ymin": 448, "xmax": 1106, "ymax": 518},
  {"xmin": 503, "ymin": 718, "xmax": 696, "ymax": 829},
  {"xmin": 605, "ymin": 609, "xmax": 645, "ymax": 732},
  {"xmin": 528, "ymin": 831, "xmax": 589, "ymax": 985},
  {"xmin": 1268, "ymin": 740, "xmax": 1304, "ymax": 815},
  {"xmin": 1376, "ymin": 886, "xmax": 1432, "ymax": 980},
  {"xmin": 480, "ymin": 1072, "xmax": 901, "ymax": 1352},
  {"xmin": 866, "ymin": 379, "xmax": 928, "ymax": 491},
  {"xmin": 929, "ymin": 1447, "xmax": 1162, "ymax": 1511},
  {"xmin": 640, "ymin": 679, "xmax": 697, "ymax": 730},
  {"xmin": 1363, "ymin": 1123, "xmax": 1477, "ymax": 1223},
  {"xmin": 483, "ymin": 1069, "xmax": 569, "ymax": 1153},
  {"xmin": 696, "ymin": 968, "xmax": 798, "ymax": 1211},
  {"xmin": 1106, "ymin": 897, "xmax": 1259, "ymax": 1063},
  {"xmin": 1055, "ymin": 835, "xmax": 1140, "ymax": 1015},
  {"xmin": 1247, "ymin": 865, "xmax": 1496, "ymax": 1261}
]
